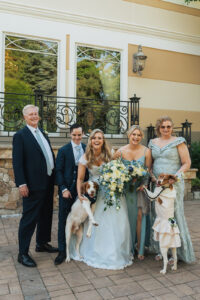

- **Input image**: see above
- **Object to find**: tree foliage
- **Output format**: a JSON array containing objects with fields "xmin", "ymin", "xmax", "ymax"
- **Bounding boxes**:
[
  {"xmin": 76, "ymin": 49, "xmax": 121, "ymax": 134},
  {"xmin": 185, "ymin": 0, "xmax": 200, "ymax": 3}
]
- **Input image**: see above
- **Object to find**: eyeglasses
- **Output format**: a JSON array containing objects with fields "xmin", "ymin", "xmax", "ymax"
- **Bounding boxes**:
[{"xmin": 160, "ymin": 125, "xmax": 172, "ymax": 129}]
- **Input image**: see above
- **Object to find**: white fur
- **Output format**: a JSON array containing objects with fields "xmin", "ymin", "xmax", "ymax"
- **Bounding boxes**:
[
  {"xmin": 143, "ymin": 174, "xmax": 179, "ymax": 275},
  {"xmin": 65, "ymin": 181, "xmax": 98, "ymax": 262}
]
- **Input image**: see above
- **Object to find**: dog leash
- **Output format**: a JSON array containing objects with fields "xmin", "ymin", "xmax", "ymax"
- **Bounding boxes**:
[{"xmin": 143, "ymin": 186, "xmax": 166, "ymax": 200}]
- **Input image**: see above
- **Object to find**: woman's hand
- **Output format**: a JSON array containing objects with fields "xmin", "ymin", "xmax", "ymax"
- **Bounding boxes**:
[
  {"xmin": 79, "ymin": 194, "xmax": 88, "ymax": 202},
  {"xmin": 137, "ymin": 185, "xmax": 146, "ymax": 191}
]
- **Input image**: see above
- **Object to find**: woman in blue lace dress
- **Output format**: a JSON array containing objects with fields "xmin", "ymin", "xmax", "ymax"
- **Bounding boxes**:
[
  {"xmin": 114, "ymin": 125, "xmax": 152, "ymax": 260},
  {"xmin": 149, "ymin": 116, "xmax": 195, "ymax": 263},
  {"xmin": 69, "ymin": 129, "xmax": 133, "ymax": 269}
]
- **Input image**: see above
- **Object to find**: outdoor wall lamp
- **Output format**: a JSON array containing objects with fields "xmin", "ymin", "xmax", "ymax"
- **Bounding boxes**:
[{"xmin": 133, "ymin": 45, "xmax": 147, "ymax": 76}]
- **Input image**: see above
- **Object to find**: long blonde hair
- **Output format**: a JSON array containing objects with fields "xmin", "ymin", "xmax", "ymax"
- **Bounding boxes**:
[{"xmin": 85, "ymin": 129, "xmax": 111, "ymax": 168}]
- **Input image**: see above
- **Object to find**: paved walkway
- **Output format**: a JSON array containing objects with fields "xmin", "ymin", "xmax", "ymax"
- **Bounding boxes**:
[{"xmin": 0, "ymin": 200, "xmax": 200, "ymax": 300}]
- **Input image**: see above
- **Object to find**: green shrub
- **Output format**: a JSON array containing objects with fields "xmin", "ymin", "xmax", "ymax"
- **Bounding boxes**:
[
  {"xmin": 191, "ymin": 178, "xmax": 200, "ymax": 191},
  {"xmin": 190, "ymin": 142, "xmax": 200, "ymax": 178}
]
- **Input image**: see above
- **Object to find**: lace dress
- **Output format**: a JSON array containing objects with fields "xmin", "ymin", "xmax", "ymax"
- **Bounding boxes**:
[
  {"xmin": 69, "ymin": 156, "xmax": 133, "ymax": 270},
  {"xmin": 148, "ymin": 137, "xmax": 195, "ymax": 263}
]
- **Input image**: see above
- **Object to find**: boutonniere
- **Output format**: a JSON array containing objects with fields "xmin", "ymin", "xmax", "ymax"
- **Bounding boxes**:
[
  {"xmin": 44, "ymin": 130, "xmax": 48, "ymax": 135},
  {"xmin": 168, "ymin": 217, "xmax": 177, "ymax": 228}
]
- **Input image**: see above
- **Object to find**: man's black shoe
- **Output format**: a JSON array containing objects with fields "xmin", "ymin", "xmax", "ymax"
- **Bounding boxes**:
[
  {"xmin": 35, "ymin": 243, "xmax": 58, "ymax": 253},
  {"xmin": 54, "ymin": 252, "xmax": 66, "ymax": 265},
  {"xmin": 18, "ymin": 253, "xmax": 37, "ymax": 267}
]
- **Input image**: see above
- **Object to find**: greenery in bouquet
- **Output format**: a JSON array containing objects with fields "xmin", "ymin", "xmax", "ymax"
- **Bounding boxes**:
[
  {"xmin": 99, "ymin": 159, "xmax": 130, "ymax": 211},
  {"xmin": 127, "ymin": 161, "xmax": 148, "ymax": 191}
]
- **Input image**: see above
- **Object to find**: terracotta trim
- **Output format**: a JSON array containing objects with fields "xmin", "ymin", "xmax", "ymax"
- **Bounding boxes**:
[
  {"xmin": 128, "ymin": 44, "xmax": 200, "ymax": 85},
  {"xmin": 123, "ymin": 0, "xmax": 200, "ymax": 17}
]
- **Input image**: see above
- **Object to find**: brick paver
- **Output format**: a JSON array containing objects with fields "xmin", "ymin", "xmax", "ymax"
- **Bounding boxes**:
[{"xmin": 0, "ymin": 200, "xmax": 199, "ymax": 299}]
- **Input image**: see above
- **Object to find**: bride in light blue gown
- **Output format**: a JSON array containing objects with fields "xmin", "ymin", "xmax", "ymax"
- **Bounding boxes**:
[
  {"xmin": 149, "ymin": 116, "xmax": 195, "ymax": 263},
  {"xmin": 69, "ymin": 129, "xmax": 133, "ymax": 270},
  {"xmin": 114, "ymin": 125, "xmax": 152, "ymax": 260}
]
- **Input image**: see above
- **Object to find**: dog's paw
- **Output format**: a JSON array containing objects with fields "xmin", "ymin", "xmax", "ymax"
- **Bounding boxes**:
[
  {"xmin": 93, "ymin": 222, "xmax": 98, "ymax": 226},
  {"xmin": 171, "ymin": 265, "xmax": 177, "ymax": 271},
  {"xmin": 86, "ymin": 232, "xmax": 91, "ymax": 238},
  {"xmin": 65, "ymin": 257, "xmax": 71, "ymax": 263},
  {"xmin": 160, "ymin": 269, "xmax": 166, "ymax": 275}
]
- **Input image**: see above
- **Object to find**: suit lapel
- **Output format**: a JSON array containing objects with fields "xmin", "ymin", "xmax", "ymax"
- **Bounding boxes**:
[{"xmin": 69, "ymin": 142, "xmax": 76, "ymax": 166}]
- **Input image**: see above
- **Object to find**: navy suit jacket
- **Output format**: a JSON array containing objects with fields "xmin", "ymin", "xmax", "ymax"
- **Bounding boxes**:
[
  {"xmin": 12, "ymin": 126, "xmax": 55, "ymax": 191},
  {"xmin": 56, "ymin": 142, "xmax": 87, "ymax": 194}
]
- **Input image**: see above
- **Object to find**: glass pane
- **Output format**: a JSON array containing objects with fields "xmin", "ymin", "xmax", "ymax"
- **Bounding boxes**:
[
  {"xmin": 76, "ymin": 46, "xmax": 121, "ymax": 134},
  {"xmin": 4, "ymin": 35, "xmax": 58, "ymax": 131}
]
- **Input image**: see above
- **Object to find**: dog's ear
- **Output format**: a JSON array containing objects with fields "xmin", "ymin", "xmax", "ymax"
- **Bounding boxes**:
[
  {"xmin": 81, "ymin": 182, "xmax": 87, "ymax": 194},
  {"xmin": 94, "ymin": 182, "xmax": 99, "ymax": 191},
  {"xmin": 167, "ymin": 175, "xmax": 177, "ymax": 189}
]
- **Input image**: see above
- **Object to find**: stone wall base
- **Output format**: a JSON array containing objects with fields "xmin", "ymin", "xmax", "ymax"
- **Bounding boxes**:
[{"xmin": 0, "ymin": 146, "xmax": 199, "ymax": 214}]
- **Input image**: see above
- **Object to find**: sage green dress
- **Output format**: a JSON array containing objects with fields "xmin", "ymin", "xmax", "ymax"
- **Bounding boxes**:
[
  {"xmin": 148, "ymin": 137, "xmax": 195, "ymax": 263},
  {"xmin": 122, "ymin": 153, "xmax": 149, "ymax": 257}
]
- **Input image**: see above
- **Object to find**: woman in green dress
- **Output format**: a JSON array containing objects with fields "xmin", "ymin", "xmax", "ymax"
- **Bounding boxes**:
[
  {"xmin": 114, "ymin": 125, "xmax": 152, "ymax": 260},
  {"xmin": 149, "ymin": 116, "xmax": 195, "ymax": 263}
]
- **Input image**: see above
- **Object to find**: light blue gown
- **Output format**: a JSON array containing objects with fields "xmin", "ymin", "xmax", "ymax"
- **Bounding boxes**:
[
  {"xmin": 69, "ymin": 156, "xmax": 133, "ymax": 270},
  {"xmin": 122, "ymin": 154, "xmax": 149, "ymax": 257},
  {"xmin": 148, "ymin": 137, "xmax": 195, "ymax": 263}
]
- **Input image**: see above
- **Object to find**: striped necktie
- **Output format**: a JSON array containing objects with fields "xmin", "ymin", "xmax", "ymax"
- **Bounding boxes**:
[
  {"xmin": 35, "ymin": 129, "xmax": 52, "ymax": 176},
  {"xmin": 75, "ymin": 145, "xmax": 82, "ymax": 165}
]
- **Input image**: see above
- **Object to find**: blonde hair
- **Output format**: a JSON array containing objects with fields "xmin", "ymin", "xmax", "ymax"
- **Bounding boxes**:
[
  {"xmin": 127, "ymin": 125, "xmax": 144, "ymax": 139},
  {"xmin": 155, "ymin": 116, "xmax": 174, "ymax": 137},
  {"xmin": 85, "ymin": 129, "xmax": 112, "ymax": 168},
  {"xmin": 23, "ymin": 105, "xmax": 39, "ymax": 116}
]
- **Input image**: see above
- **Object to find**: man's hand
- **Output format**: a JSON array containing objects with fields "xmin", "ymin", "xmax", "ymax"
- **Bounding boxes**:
[
  {"xmin": 19, "ymin": 185, "xmax": 29, "ymax": 197},
  {"xmin": 62, "ymin": 190, "xmax": 72, "ymax": 199}
]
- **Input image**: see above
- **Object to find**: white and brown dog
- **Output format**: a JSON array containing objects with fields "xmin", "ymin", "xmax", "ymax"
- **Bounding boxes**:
[
  {"xmin": 65, "ymin": 181, "xmax": 99, "ymax": 262},
  {"xmin": 143, "ymin": 174, "xmax": 181, "ymax": 274}
]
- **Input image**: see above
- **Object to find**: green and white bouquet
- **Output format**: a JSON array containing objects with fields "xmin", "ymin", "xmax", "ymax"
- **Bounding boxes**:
[{"xmin": 99, "ymin": 159, "xmax": 130, "ymax": 211}]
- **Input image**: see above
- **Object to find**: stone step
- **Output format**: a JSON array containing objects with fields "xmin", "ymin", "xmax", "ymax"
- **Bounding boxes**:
[{"xmin": 0, "ymin": 135, "xmax": 128, "ymax": 149}]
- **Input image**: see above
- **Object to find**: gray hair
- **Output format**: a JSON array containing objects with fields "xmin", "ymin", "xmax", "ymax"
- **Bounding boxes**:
[{"xmin": 22, "ymin": 105, "xmax": 39, "ymax": 116}]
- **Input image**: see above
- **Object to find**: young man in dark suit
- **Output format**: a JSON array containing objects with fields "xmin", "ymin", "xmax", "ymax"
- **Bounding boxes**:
[
  {"xmin": 54, "ymin": 124, "xmax": 87, "ymax": 265},
  {"xmin": 12, "ymin": 105, "xmax": 58, "ymax": 268}
]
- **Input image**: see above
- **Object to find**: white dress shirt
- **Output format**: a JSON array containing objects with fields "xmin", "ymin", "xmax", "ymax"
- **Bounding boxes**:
[{"xmin": 27, "ymin": 125, "xmax": 54, "ymax": 170}]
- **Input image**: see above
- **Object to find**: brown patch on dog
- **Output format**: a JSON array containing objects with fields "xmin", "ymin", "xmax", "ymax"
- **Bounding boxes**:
[
  {"xmin": 93, "ymin": 182, "xmax": 99, "ymax": 191},
  {"xmin": 157, "ymin": 174, "xmax": 177, "ymax": 190},
  {"xmin": 81, "ymin": 182, "xmax": 87, "ymax": 194}
]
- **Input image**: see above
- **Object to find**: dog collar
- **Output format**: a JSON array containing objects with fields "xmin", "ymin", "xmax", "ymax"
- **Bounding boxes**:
[{"xmin": 84, "ymin": 193, "xmax": 97, "ymax": 204}]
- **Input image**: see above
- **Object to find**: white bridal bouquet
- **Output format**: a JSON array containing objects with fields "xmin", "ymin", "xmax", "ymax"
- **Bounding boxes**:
[
  {"xmin": 99, "ymin": 159, "xmax": 130, "ymax": 210},
  {"xmin": 100, "ymin": 159, "xmax": 148, "ymax": 210}
]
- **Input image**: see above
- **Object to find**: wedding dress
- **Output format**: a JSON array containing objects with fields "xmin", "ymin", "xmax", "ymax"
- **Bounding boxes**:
[{"xmin": 69, "ymin": 156, "xmax": 133, "ymax": 269}]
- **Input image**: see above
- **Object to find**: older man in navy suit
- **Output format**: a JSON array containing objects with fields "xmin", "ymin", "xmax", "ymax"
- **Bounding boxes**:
[
  {"xmin": 12, "ymin": 104, "xmax": 58, "ymax": 268},
  {"xmin": 54, "ymin": 124, "xmax": 87, "ymax": 265}
]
